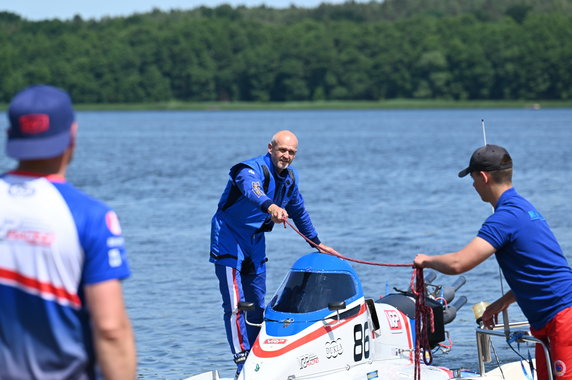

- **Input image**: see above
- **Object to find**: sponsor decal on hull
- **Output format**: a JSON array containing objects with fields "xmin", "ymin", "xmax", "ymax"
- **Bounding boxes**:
[
  {"xmin": 367, "ymin": 370, "xmax": 379, "ymax": 379},
  {"xmin": 299, "ymin": 353, "xmax": 319, "ymax": 369},
  {"xmin": 264, "ymin": 338, "xmax": 287, "ymax": 345},
  {"xmin": 384, "ymin": 309, "xmax": 402, "ymax": 331},
  {"xmin": 325, "ymin": 338, "xmax": 344, "ymax": 359}
]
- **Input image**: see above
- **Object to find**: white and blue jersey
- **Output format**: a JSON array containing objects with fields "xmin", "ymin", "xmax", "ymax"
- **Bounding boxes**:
[
  {"xmin": 477, "ymin": 187, "xmax": 572, "ymax": 330},
  {"xmin": 0, "ymin": 171, "xmax": 131, "ymax": 380}
]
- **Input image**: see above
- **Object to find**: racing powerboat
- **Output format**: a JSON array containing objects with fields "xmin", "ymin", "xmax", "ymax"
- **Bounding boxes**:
[{"xmin": 187, "ymin": 252, "xmax": 549, "ymax": 380}]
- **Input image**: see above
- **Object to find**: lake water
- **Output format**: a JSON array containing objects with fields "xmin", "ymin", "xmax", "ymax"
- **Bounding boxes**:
[{"xmin": 1, "ymin": 108, "xmax": 571, "ymax": 379}]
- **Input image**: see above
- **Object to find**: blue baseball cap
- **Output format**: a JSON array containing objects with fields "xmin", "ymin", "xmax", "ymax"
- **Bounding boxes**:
[{"xmin": 6, "ymin": 84, "xmax": 75, "ymax": 160}]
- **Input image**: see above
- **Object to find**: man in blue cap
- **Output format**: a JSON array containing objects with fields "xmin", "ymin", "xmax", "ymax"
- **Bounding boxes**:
[
  {"xmin": 0, "ymin": 85, "xmax": 136, "ymax": 379},
  {"xmin": 415, "ymin": 144, "xmax": 572, "ymax": 380},
  {"xmin": 210, "ymin": 130, "xmax": 334, "ymax": 377}
]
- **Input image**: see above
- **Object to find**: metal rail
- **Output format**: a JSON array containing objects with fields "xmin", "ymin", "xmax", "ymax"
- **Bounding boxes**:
[{"xmin": 475, "ymin": 322, "xmax": 553, "ymax": 379}]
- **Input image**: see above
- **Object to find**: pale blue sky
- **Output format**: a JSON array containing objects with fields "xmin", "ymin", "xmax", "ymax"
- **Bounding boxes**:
[{"xmin": 3, "ymin": 0, "xmax": 369, "ymax": 21}]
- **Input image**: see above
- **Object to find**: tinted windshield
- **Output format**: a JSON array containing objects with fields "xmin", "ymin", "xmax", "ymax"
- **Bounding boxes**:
[{"xmin": 271, "ymin": 271, "xmax": 356, "ymax": 313}]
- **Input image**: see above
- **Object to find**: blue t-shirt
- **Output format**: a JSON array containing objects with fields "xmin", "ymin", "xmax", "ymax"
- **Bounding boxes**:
[{"xmin": 477, "ymin": 187, "xmax": 572, "ymax": 329}]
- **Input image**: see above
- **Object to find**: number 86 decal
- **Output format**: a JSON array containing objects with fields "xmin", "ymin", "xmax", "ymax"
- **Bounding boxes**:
[{"xmin": 353, "ymin": 322, "xmax": 370, "ymax": 361}]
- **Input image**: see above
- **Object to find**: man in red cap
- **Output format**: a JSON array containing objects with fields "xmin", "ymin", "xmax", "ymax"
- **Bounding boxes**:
[{"xmin": 0, "ymin": 85, "xmax": 136, "ymax": 379}]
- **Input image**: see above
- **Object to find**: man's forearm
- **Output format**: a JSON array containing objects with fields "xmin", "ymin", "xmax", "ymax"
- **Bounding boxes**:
[
  {"xmin": 417, "ymin": 253, "xmax": 465, "ymax": 275},
  {"xmin": 94, "ymin": 317, "xmax": 136, "ymax": 380},
  {"xmin": 85, "ymin": 280, "xmax": 137, "ymax": 380}
]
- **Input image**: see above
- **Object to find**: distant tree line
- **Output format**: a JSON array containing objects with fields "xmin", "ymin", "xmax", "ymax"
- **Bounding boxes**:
[{"xmin": 1, "ymin": 0, "xmax": 571, "ymax": 103}]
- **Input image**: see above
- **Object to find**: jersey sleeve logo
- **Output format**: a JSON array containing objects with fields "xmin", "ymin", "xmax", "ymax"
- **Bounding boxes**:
[
  {"xmin": 108, "ymin": 248, "xmax": 123, "ymax": 267},
  {"xmin": 105, "ymin": 211, "xmax": 122, "ymax": 235},
  {"xmin": 251, "ymin": 181, "xmax": 264, "ymax": 198},
  {"xmin": 528, "ymin": 210, "xmax": 545, "ymax": 221}
]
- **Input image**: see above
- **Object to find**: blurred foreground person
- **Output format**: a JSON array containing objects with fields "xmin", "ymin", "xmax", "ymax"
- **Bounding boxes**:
[{"xmin": 0, "ymin": 85, "xmax": 136, "ymax": 379}]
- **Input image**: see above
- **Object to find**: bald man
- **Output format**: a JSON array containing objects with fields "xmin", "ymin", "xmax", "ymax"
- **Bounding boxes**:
[{"xmin": 210, "ymin": 130, "xmax": 333, "ymax": 376}]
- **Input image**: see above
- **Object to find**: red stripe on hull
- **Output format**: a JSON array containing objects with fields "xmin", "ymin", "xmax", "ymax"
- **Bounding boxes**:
[{"xmin": 252, "ymin": 303, "xmax": 367, "ymax": 358}]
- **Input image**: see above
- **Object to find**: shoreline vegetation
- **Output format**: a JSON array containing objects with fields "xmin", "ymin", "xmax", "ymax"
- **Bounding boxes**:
[
  {"xmin": 1, "ymin": 99, "xmax": 567, "ymax": 112},
  {"xmin": 2, "ymin": 1, "xmax": 572, "ymax": 105},
  {"xmin": 4, "ymin": 99, "xmax": 572, "ymax": 112}
]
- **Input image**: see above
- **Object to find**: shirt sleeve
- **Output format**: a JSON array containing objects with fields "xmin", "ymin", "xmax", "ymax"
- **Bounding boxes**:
[
  {"xmin": 477, "ymin": 209, "xmax": 516, "ymax": 251},
  {"xmin": 286, "ymin": 186, "xmax": 321, "ymax": 246},
  {"xmin": 54, "ymin": 182, "xmax": 131, "ymax": 285},
  {"xmin": 233, "ymin": 165, "xmax": 274, "ymax": 212},
  {"xmin": 81, "ymin": 207, "xmax": 131, "ymax": 284}
]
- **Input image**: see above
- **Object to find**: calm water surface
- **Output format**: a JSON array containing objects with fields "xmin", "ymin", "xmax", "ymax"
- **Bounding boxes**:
[{"xmin": 2, "ymin": 109, "xmax": 571, "ymax": 379}]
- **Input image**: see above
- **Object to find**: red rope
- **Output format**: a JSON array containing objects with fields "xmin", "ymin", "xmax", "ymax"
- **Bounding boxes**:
[
  {"xmin": 283, "ymin": 219, "xmax": 434, "ymax": 380},
  {"xmin": 410, "ymin": 267, "xmax": 435, "ymax": 380},
  {"xmin": 283, "ymin": 220, "xmax": 411, "ymax": 267}
]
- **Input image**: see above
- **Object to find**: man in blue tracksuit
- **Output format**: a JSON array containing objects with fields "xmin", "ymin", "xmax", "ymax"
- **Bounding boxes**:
[{"xmin": 210, "ymin": 130, "xmax": 333, "ymax": 376}]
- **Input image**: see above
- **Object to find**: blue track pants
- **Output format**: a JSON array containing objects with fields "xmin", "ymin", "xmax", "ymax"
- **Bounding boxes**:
[{"xmin": 215, "ymin": 264, "xmax": 266, "ymax": 372}]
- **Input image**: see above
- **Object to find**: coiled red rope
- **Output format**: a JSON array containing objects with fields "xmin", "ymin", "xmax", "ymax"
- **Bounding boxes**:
[
  {"xmin": 283, "ymin": 219, "xmax": 434, "ymax": 380},
  {"xmin": 410, "ymin": 266, "xmax": 435, "ymax": 379}
]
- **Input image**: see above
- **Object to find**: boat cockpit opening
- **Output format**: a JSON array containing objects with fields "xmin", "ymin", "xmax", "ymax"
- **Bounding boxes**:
[{"xmin": 270, "ymin": 271, "xmax": 356, "ymax": 313}]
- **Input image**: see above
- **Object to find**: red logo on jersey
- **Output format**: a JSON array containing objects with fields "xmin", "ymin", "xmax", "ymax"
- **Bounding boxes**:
[
  {"xmin": 6, "ymin": 230, "xmax": 55, "ymax": 246},
  {"xmin": 19, "ymin": 114, "xmax": 50, "ymax": 134},
  {"xmin": 105, "ymin": 211, "xmax": 122, "ymax": 235}
]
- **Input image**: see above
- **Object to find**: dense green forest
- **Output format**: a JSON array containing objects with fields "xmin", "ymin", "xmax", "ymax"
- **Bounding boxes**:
[{"xmin": 1, "ymin": 0, "xmax": 571, "ymax": 103}]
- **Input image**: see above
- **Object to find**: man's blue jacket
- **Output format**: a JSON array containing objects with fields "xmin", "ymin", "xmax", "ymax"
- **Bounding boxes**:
[{"xmin": 210, "ymin": 153, "xmax": 320, "ymax": 270}]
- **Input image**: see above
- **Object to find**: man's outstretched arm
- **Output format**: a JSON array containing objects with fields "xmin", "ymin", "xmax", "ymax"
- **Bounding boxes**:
[{"xmin": 414, "ymin": 237, "xmax": 496, "ymax": 275}]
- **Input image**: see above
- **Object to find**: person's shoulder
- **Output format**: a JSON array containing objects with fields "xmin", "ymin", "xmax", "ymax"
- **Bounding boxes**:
[
  {"xmin": 233, "ymin": 154, "xmax": 268, "ymax": 172},
  {"xmin": 234, "ymin": 154, "xmax": 262, "ymax": 166},
  {"xmin": 52, "ymin": 181, "xmax": 114, "ymax": 215},
  {"xmin": 231, "ymin": 162, "xmax": 261, "ymax": 179},
  {"xmin": 490, "ymin": 196, "xmax": 528, "ymax": 228},
  {"xmin": 54, "ymin": 182, "xmax": 125, "ymax": 238},
  {"xmin": 499, "ymin": 189, "xmax": 535, "ymax": 213}
]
